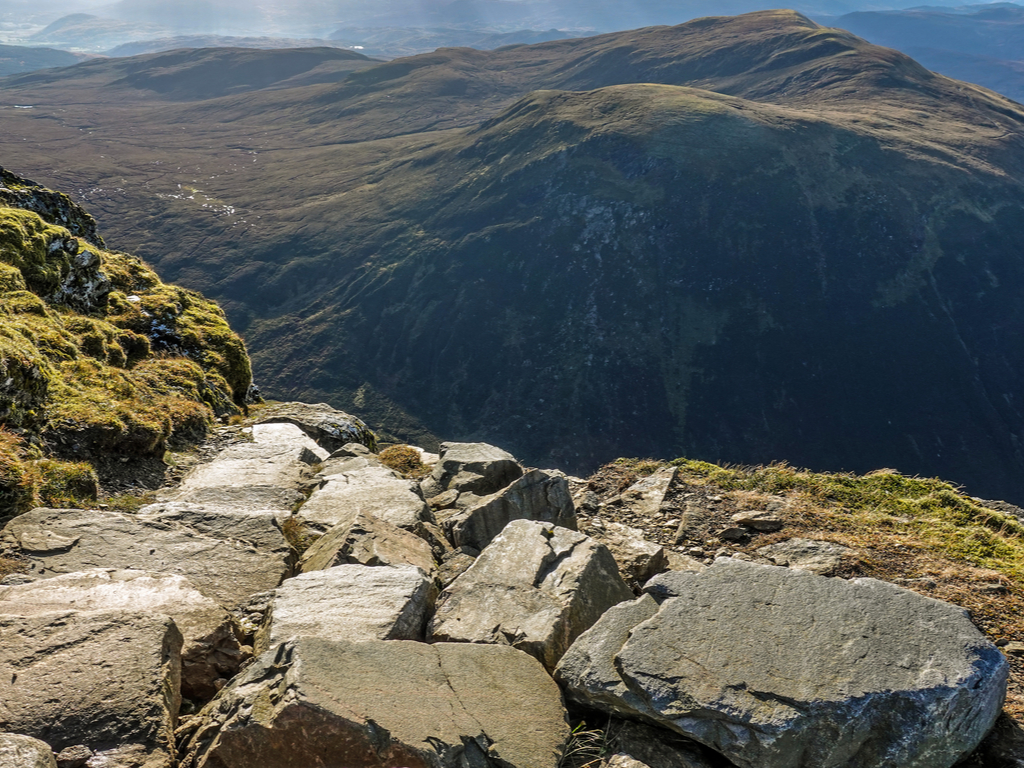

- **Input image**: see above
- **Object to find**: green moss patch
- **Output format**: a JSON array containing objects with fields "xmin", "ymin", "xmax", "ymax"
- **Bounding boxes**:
[{"xmin": 0, "ymin": 186, "xmax": 253, "ymax": 507}]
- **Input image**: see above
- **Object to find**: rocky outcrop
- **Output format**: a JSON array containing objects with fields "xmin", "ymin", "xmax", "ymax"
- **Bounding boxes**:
[
  {"xmin": 442, "ymin": 468, "xmax": 577, "ymax": 551},
  {"xmin": 298, "ymin": 463, "xmax": 432, "ymax": 533},
  {"xmin": 168, "ymin": 422, "xmax": 327, "ymax": 510},
  {"xmin": 178, "ymin": 638, "xmax": 569, "ymax": 768},
  {"xmin": 1, "ymin": 507, "xmax": 289, "ymax": 608},
  {"xmin": 254, "ymin": 564, "xmax": 435, "ymax": 653},
  {"xmin": 0, "ymin": 734, "xmax": 57, "ymax": 768},
  {"xmin": 0, "ymin": 568, "xmax": 240, "ymax": 701},
  {"xmin": 256, "ymin": 401, "xmax": 376, "ymax": 452},
  {"xmin": 557, "ymin": 558, "xmax": 1008, "ymax": 768},
  {"xmin": 0, "ymin": 166, "xmax": 103, "ymax": 247},
  {"xmin": 0, "ymin": 610, "xmax": 181, "ymax": 768},
  {"xmin": 298, "ymin": 510, "xmax": 436, "ymax": 575},
  {"xmin": 422, "ymin": 441, "xmax": 523, "ymax": 498},
  {"xmin": 429, "ymin": 519, "xmax": 633, "ymax": 670}
]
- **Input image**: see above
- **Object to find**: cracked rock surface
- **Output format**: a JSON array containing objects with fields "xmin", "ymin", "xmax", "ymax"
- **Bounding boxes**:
[
  {"xmin": 429, "ymin": 518, "xmax": 633, "ymax": 670},
  {"xmin": 557, "ymin": 558, "xmax": 1009, "ymax": 768},
  {"xmin": 178, "ymin": 637, "xmax": 568, "ymax": 768}
]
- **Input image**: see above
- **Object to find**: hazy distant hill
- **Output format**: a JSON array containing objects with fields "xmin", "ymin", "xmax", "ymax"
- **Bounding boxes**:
[
  {"xmin": 327, "ymin": 26, "xmax": 584, "ymax": 58},
  {"xmin": 0, "ymin": 43, "xmax": 88, "ymax": 76},
  {"xmin": 29, "ymin": 13, "xmax": 172, "ymax": 51},
  {"xmin": 5, "ymin": 11, "xmax": 1024, "ymax": 503},
  {"xmin": 819, "ymin": 3, "xmax": 1024, "ymax": 102},
  {"xmin": 106, "ymin": 35, "xmax": 354, "ymax": 57}
]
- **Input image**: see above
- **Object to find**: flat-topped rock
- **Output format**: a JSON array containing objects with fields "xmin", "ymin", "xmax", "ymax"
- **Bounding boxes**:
[
  {"xmin": 443, "ymin": 468, "xmax": 577, "ymax": 552},
  {"xmin": 600, "ymin": 467, "xmax": 678, "ymax": 519},
  {"xmin": 179, "ymin": 638, "xmax": 568, "ymax": 768},
  {"xmin": 0, "ymin": 610, "xmax": 181, "ymax": 768},
  {"xmin": 299, "ymin": 510, "xmax": 436, "ymax": 575},
  {"xmin": 0, "ymin": 569, "xmax": 240, "ymax": 701},
  {"xmin": 254, "ymin": 564, "xmax": 436, "ymax": 653},
  {"xmin": 756, "ymin": 537, "xmax": 856, "ymax": 575},
  {"xmin": 297, "ymin": 464, "xmax": 432, "ymax": 533},
  {"xmin": 429, "ymin": 519, "xmax": 633, "ymax": 670},
  {"xmin": 137, "ymin": 501, "xmax": 292, "ymax": 556},
  {"xmin": 558, "ymin": 558, "xmax": 1008, "ymax": 768},
  {"xmin": 169, "ymin": 422, "xmax": 327, "ymax": 509},
  {"xmin": 2, "ymin": 508, "xmax": 289, "ymax": 609},
  {"xmin": 257, "ymin": 401, "xmax": 376, "ymax": 452}
]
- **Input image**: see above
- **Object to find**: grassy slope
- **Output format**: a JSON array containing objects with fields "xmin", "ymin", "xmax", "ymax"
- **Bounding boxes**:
[
  {"xmin": 3, "ymin": 12, "xmax": 1024, "ymax": 499},
  {"xmin": 0, "ymin": 168, "xmax": 252, "ymax": 515}
]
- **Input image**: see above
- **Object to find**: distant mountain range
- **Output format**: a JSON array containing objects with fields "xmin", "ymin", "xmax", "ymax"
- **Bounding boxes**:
[
  {"xmin": 4, "ymin": 11, "xmax": 1024, "ymax": 504},
  {"xmin": 0, "ymin": 42, "xmax": 88, "ymax": 76},
  {"xmin": 817, "ymin": 3, "xmax": 1024, "ymax": 102}
]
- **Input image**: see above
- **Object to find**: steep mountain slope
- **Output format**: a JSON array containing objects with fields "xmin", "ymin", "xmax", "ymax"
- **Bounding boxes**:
[{"xmin": 3, "ymin": 11, "xmax": 1024, "ymax": 501}]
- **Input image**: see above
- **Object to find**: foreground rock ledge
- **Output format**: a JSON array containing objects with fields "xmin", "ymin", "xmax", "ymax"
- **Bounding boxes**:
[
  {"xmin": 179, "ymin": 637, "xmax": 568, "ymax": 768},
  {"xmin": 557, "ymin": 558, "xmax": 1008, "ymax": 768}
]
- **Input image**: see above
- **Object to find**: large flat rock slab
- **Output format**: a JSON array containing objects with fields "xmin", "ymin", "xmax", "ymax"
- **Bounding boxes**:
[
  {"xmin": 0, "ymin": 610, "xmax": 182, "ymax": 768},
  {"xmin": 442, "ymin": 469, "xmax": 578, "ymax": 552},
  {"xmin": 0, "ymin": 569, "xmax": 240, "ymax": 701},
  {"xmin": 424, "ymin": 441, "xmax": 523, "ymax": 497},
  {"xmin": 1, "ymin": 508, "xmax": 289, "ymax": 609},
  {"xmin": 429, "ymin": 519, "xmax": 633, "ymax": 670},
  {"xmin": 254, "ymin": 564, "xmax": 435, "ymax": 653},
  {"xmin": 137, "ymin": 501, "xmax": 292, "ymax": 556},
  {"xmin": 557, "ymin": 558, "xmax": 1008, "ymax": 768},
  {"xmin": 298, "ymin": 464, "xmax": 432, "ymax": 533},
  {"xmin": 170, "ymin": 423, "xmax": 328, "ymax": 509},
  {"xmin": 180, "ymin": 637, "xmax": 568, "ymax": 768}
]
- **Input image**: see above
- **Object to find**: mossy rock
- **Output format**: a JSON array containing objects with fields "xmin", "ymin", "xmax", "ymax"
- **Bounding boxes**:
[{"xmin": 0, "ymin": 170, "xmax": 253, "ymax": 473}]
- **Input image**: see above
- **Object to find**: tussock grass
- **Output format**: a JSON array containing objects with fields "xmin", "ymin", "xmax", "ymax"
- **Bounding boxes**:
[{"xmin": 379, "ymin": 444, "xmax": 430, "ymax": 479}]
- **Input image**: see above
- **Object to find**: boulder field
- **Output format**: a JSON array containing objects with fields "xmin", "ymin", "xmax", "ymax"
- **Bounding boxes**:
[{"xmin": 0, "ymin": 402, "xmax": 1016, "ymax": 768}]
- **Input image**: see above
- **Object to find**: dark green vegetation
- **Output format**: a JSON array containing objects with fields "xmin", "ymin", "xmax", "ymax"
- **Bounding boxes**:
[
  {"xmin": 818, "ymin": 3, "xmax": 1024, "ymax": 102},
  {"xmin": 4, "ymin": 10, "xmax": 1024, "ymax": 501},
  {"xmin": 0, "ymin": 167, "xmax": 252, "ymax": 515}
]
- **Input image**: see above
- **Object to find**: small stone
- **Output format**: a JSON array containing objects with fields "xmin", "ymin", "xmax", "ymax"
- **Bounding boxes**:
[
  {"xmin": 55, "ymin": 745, "xmax": 92, "ymax": 768},
  {"xmin": 1004, "ymin": 642, "xmax": 1024, "ymax": 656},
  {"xmin": 731, "ymin": 510, "xmax": 784, "ymax": 532},
  {"xmin": 720, "ymin": 526, "xmax": 746, "ymax": 542}
]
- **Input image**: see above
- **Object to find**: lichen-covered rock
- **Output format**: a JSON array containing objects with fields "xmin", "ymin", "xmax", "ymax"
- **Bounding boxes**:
[
  {"xmin": 1, "ymin": 507, "xmax": 289, "ymax": 609},
  {"xmin": 429, "ymin": 519, "xmax": 633, "ymax": 670},
  {"xmin": 254, "ymin": 564, "xmax": 436, "ymax": 653},
  {"xmin": 0, "ymin": 610, "xmax": 181, "ymax": 768},
  {"xmin": 443, "ymin": 468, "xmax": 577, "ymax": 551},
  {"xmin": 179, "ymin": 638, "xmax": 568, "ymax": 768},
  {"xmin": 0, "ymin": 569, "xmax": 241, "ymax": 702},
  {"xmin": 0, "ymin": 166, "xmax": 102, "ymax": 246},
  {"xmin": 557, "ymin": 558, "xmax": 1008, "ymax": 768},
  {"xmin": 299, "ymin": 510, "xmax": 436, "ymax": 575},
  {"xmin": 425, "ymin": 442, "xmax": 523, "ymax": 497}
]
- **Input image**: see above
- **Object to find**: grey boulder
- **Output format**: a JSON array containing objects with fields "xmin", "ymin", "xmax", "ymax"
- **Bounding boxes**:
[
  {"xmin": 0, "ymin": 610, "xmax": 182, "ymax": 768},
  {"xmin": 426, "ymin": 441, "xmax": 523, "ymax": 497},
  {"xmin": 179, "ymin": 637, "xmax": 568, "ymax": 768},
  {"xmin": 557, "ymin": 558, "xmax": 1008, "ymax": 768},
  {"xmin": 254, "ymin": 564, "xmax": 436, "ymax": 653},
  {"xmin": 589, "ymin": 521, "xmax": 668, "ymax": 585},
  {"xmin": 1, "ymin": 508, "xmax": 289, "ymax": 609},
  {"xmin": 298, "ymin": 510, "xmax": 436, "ymax": 576},
  {"xmin": 257, "ymin": 400, "xmax": 376, "ymax": 452},
  {"xmin": 137, "ymin": 501, "xmax": 292, "ymax": 557},
  {"xmin": 0, "ymin": 734, "xmax": 57, "ymax": 768},
  {"xmin": 0, "ymin": 568, "xmax": 240, "ymax": 701},
  {"xmin": 429, "ymin": 519, "xmax": 633, "ymax": 670},
  {"xmin": 298, "ymin": 464, "xmax": 433, "ymax": 533},
  {"xmin": 443, "ymin": 468, "xmax": 577, "ymax": 552}
]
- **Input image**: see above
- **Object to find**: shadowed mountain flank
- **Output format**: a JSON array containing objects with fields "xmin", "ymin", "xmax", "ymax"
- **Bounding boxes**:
[{"xmin": 3, "ymin": 11, "xmax": 1024, "ymax": 501}]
